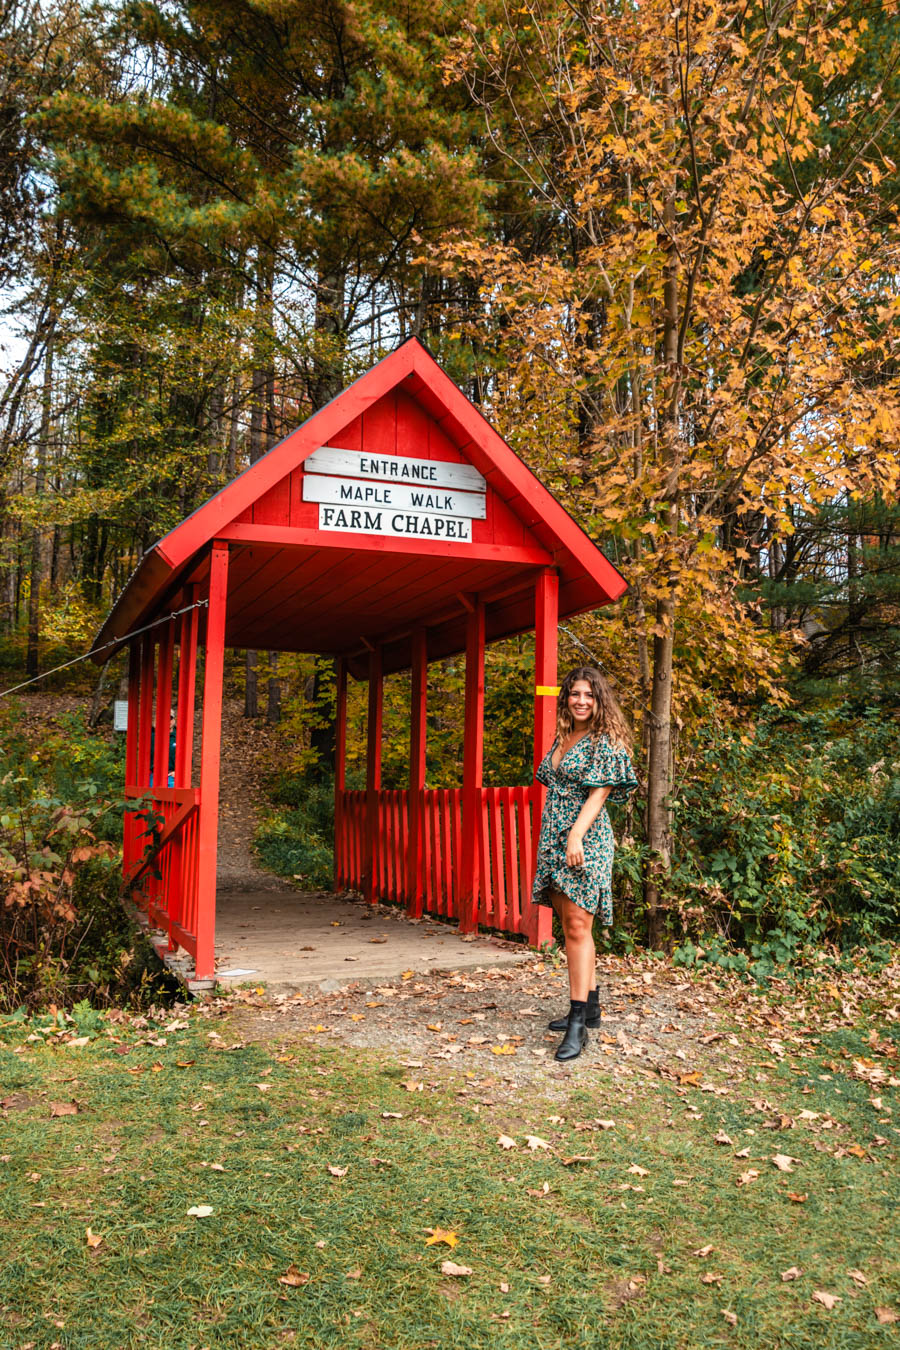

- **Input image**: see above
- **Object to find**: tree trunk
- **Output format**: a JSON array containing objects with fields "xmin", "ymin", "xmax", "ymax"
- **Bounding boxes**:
[
  {"xmin": 26, "ymin": 320, "xmax": 54, "ymax": 679},
  {"xmin": 244, "ymin": 649, "xmax": 258, "ymax": 718},
  {"xmin": 266, "ymin": 650, "xmax": 281, "ymax": 723},
  {"xmin": 643, "ymin": 75, "xmax": 681, "ymax": 949}
]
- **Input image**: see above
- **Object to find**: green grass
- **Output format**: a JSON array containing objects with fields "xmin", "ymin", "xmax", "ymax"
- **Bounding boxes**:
[{"xmin": 0, "ymin": 989, "xmax": 898, "ymax": 1349}]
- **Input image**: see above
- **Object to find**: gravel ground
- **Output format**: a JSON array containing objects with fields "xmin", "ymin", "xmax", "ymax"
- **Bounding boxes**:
[{"xmin": 215, "ymin": 955, "xmax": 738, "ymax": 1096}]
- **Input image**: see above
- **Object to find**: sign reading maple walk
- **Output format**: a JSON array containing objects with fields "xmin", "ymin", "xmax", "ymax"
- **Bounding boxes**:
[
  {"xmin": 89, "ymin": 338, "xmax": 627, "ymax": 985},
  {"xmin": 304, "ymin": 446, "xmax": 486, "ymax": 541}
]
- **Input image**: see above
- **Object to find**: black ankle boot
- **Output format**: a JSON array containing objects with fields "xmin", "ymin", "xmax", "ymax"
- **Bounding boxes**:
[
  {"xmin": 554, "ymin": 1001, "xmax": 588, "ymax": 1061},
  {"xmin": 549, "ymin": 988, "xmax": 599, "ymax": 1032}
]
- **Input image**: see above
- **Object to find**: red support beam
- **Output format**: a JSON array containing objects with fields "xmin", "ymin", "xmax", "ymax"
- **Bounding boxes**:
[
  {"xmin": 406, "ymin": 628, "xmax": 427, "ymax": 917},
  {"xmin": 153, "ymin": 617, "xmax": 174, "ymax": 791},
  {"xmin": 459, "ymin": 599, "xmax": 485, "ymax": 933},
  {"xmin": 529, "ymin": 568, "xmax": 558, "ymax": 947},
  {"xmin": 195, "ymin": 541, "xmax": 229, "ymax": 980},
  {"xmin": 137, "ymin": 631, "xmax": 155, "ymax": 790},
  {"xmin": 174, "ymin": 586, "xmax": 199, "ymax": 788},
  {"xmin": 333, "ymin": 657, "xmax": 347, "ymax": 891},
  {"xmin": 364, "ymin": 645, "xmax": 383, "ymax": 904},
  {"xmin": 123, "ymin": 640, "xmax": 141, "ymax": 877}
]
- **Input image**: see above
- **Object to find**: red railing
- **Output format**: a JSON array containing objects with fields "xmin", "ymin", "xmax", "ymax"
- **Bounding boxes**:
[
  {"xmin": 123, "ymin": 786, "xmax": 201, "ymax": 959},
  {"xmin": 335, "ymin": 784, "xmax": 538, "ymax": 937}
]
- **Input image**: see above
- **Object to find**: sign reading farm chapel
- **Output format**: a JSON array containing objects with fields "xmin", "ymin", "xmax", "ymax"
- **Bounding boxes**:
[{"xmin": 303, "ymin": 447, "xmax": 486, "ymax": 543}]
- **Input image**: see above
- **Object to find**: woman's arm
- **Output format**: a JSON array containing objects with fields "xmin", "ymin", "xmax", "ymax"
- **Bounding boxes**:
[{"xmin": 566, "ymin": 786, "xmax": 611, "ymax": 867}]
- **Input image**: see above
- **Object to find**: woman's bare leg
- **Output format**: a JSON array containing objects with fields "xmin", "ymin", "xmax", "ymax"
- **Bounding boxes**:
[{"xmin": 550, "ymin": 890, "xmax": 596, "ymax": 1002}]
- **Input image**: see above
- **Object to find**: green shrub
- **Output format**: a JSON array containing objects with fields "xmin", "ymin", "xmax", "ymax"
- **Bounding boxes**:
[
  {"xmin": 669, "ymin": 703, "xmax": 899, "ymax": 974},
  {"xmin": 254, "ymin": 774, "xmax": 335, "ymax": 889}
]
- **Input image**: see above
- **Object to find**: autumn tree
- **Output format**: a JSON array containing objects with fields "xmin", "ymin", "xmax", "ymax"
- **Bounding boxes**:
[{"xmin": 432, "ymin": 0, "xmax": 900, "ymax": 940}]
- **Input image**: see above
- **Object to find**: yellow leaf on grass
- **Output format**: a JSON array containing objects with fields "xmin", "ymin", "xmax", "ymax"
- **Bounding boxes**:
[
  {"xmin": 424, "ymin": 1228, "xmax": 459, "ymax": 1248},
  {"xmin": 85, "ymin": 1228, "xmax": 103, "ymax": 1249}
]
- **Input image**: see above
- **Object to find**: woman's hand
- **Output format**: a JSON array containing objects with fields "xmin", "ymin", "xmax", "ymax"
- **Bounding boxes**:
[{"xmin": 566, "ymin": 831, "xmax": 585, "ymax": 868}]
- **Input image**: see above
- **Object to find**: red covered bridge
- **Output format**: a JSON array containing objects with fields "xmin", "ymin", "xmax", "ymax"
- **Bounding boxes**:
[{"xmin": 90, "ymin": 338, "xmax": 626, "ymax": 982}]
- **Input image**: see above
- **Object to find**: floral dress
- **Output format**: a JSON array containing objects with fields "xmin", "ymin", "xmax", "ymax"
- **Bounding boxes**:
[{"xmin": 532, "ymin": 733, "xmax": 638, "ymax": 924}]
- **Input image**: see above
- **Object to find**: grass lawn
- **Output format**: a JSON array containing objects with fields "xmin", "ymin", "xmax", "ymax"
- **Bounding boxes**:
[{"xmin": 1, "ymin": 963, "xmax": 898, "ymax": 1349}]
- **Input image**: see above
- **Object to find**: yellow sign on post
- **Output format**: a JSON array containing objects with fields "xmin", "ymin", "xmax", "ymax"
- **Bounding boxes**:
[{"xmin": 536, "ymin": 685, "xmax": 560, "ymax": 696}]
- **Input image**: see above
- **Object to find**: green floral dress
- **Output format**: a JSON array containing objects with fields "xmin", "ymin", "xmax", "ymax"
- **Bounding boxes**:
[{"xmin": 533, "ymin": 733, "xmax": 638, "ymax": 923}]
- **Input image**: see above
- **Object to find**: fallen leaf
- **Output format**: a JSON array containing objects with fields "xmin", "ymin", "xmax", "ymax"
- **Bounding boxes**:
[
  {"xmin": 381, "ymin": 1111, "xmax": 403, "ymax": 1119},
  {"xmin": 441, "ymin": 1261, "xmax": 472, "ymax": 1277},
  {"xmin": 254, "ymin": 1083, "xmax": 271, "ymax": 1092},
  {"xmin": 278, "ymin": 1265, "xmax": 310, "ymax": 1287},
  {"xmin": 781, "ymin": 1266, "xmax": 803, "ymax": 1281},
  {"xmin": 209, "ymin": 1163, "xmax": 225, "ymax": 1172},
  {"xmin": 714, "ymin": 1130, "xmax": 733, "ymax": 1146},
  {"xmin": 701, "ymin": 1272, "xmax": 724, "ymax": 1285},
  {"xmin": 424, "ymin": 1229, "xmax": 459, "ymax": 1248},
  {"xmin": 736, "ymin": 1170, "xmax": 759, "ymax": 1186},
  {"xmin": 560, "ymin": 1155, "xmax": 596, "ymax": 1166},
  {"xmin": 848, "ymin": 1269, "xmax": 868, "ymax": 1287},
  {"xmin": 497, "ymin": 1134, "xmax": 517, "ymax": 1150},
  {"xmin": 50, "ymin": 1102, "xmax": 78, "ymax": 1118},
  {"xmin": 345, "ymin": 1268, "xmax": 362, "ymax": 1280},
  {"xmin": 721, "ymin": 1309, "xmax": 737, "ymax": 1326},
  {"xmin": 693, "ymin": 1245, "xmax": 714, "ymax": 1257},
  {"xmin": 875, "ymin": 1307, "xmax": 898, "ymax": 1324},
  {"xmin": 734, "ymin": 1146, "xmax": 751, "ymax": 1158},
  {"xmin": 186, "ymin": 1205, "xmax": 213, "ymax": 1217},
  {"xmin": 526, "ymin": 1136, "xmax": 549, "ymax": 1151},
  {"xmin": 628, "ymin": 1164, "xmax": 649, "ymax": 1177},
  {"xmin": 426, "ymin": 1024, "xmax": 443, "ymax": 1032},
  {"xmin": 499, "ymin": 1281, "xmax": 510, "ymax": 1293},
  {"xmin": 536, "ymin": 1274, "xmax": 552, "ymax": 1285},
  {"xmin": 327, "ymin": 1165, "xmax": 348, "ymax": 1177},
  {"xmin": 812, "ymin": 1290, "xmax": 841, "ymax": 1310},
  {"xmin": 402, "ymin": 1080, "xmax": 424, "ymax": 1092},
  {"xmin": 845, "ymin": 1144, "xmax": 868, "ymax": 1159},
  {"xmin": 315, "ymin": 1240, "xmax": 326, "ymax": 1249},
  {"xmin": 786, "ymin": 1192, "xmax": 807, "ymax": 1203},
  {"xmin": 526, "ymin": 1182, "xmax": 551, "ymax": 1197},
  {"xmin": 85, "ymin": 1228, "xmax": 103, "ymax": 1249},
  {"xmin": 491, "ymin": 1044, "xmax": 516, "ymax": 1056},
  {"xmin": 771, "ymin": 1154, "xmax": 797, "ymax": 1172},
  {"xmin": 597, "ymin": 1119, "xmax": 615, "ymax": 1130}
]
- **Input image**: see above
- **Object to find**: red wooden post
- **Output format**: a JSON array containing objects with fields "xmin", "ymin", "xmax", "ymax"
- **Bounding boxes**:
[
  {"xmin": 529, "ymin": 568, "xmax": 558, "ymax": 947},
  {"xmin": 406, "ymin": 628, "xmax": 427, "ymax": 916},
  {"xmin": 364, "ymin": 645, "xmax": 383, "ymax": 905},
  {"xmin": 153, "ymin": 617, "xmax": 174, "ymax": 791},
  {"xmin": 137, "ymin": 631, "xmax": 155, "ymax": 790},
  {"xmin": 123, "ymin": 640, "xmax": 141, "ymax": 877},
  {"xmin": 459, "ymin": 599, "xmax": 485, "ymax": 933},
  {"xmin": 195, "ymin": 541, "xmax": 229, "ymax": 980},
  {"xmin": 175, "ymin": 586, "xmax": 199, "ymax": 788},
  {"xmin": 334, "ymin": 658, "xmax": 347, "ymax": 891}
]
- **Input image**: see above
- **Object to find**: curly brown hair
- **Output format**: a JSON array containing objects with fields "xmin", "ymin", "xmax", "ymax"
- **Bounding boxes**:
[{"xmin": 555, "ymin": 666, "xmax": 632, "ymax": 752}]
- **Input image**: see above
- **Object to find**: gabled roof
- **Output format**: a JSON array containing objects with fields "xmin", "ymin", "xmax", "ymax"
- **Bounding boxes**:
[{"xmin": 91, "ymin": 337, "xmax": 626, "ymax": 667}]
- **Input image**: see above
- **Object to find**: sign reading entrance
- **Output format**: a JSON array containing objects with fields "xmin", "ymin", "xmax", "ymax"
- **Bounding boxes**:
[{"xmin": 303, "ymin": 446, "xmax": 486, "ymax": 542}]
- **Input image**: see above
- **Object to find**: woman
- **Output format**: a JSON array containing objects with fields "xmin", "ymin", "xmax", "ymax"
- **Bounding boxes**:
[{"xmin": 533, "ymin": 666, "xmax": 638, "ymax": 1062}]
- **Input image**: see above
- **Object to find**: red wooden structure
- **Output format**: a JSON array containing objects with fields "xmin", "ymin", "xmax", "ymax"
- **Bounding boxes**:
[{"xmin": 91, "ymin": 338, "xmax": 626, "ymax": 981}]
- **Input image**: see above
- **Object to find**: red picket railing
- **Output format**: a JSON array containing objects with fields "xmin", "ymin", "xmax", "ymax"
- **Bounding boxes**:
[
  {"xmin": 335, "ymin": 784, "xmax": 539, "ymax": 937},
  {"xmin": 123, "ymin": 786, "xmax": 201, "ymax": 960}
]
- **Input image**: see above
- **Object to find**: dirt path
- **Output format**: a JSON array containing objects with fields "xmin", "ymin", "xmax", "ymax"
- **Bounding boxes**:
[
  {"xmin": 214, "ymin": 697, "xmax": 286, "ymax": 892},
  {"xmin": 218, "ymin": 954, "xmax": 733, "ymax": 1094}
]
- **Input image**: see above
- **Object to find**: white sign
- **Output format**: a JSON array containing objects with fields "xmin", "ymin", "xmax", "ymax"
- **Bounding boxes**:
[
  {"xmin": 113, "ymin": 699, "xmax": 128, "ymax": 731},
  {"xmin": 302, "ymin": 473, "xmax": 486, "ymax": 519},
  {"xmin": 305, "ymin": 446, "xmax": 486, "ymax": 494},
  {"xmin": 319, "ymin": 504, "xmax": 472, "ymax": 542}
]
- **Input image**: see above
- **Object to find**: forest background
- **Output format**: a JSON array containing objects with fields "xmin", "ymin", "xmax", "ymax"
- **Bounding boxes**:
[{"xmin": 0, "ymin": 0, "xmax": 898, "ymax": 1007}]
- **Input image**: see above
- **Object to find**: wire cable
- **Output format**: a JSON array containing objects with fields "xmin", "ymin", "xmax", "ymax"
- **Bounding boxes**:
[{"xmin": 0, "ymin": 600, "xmax": 209, "ymax": 700}]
